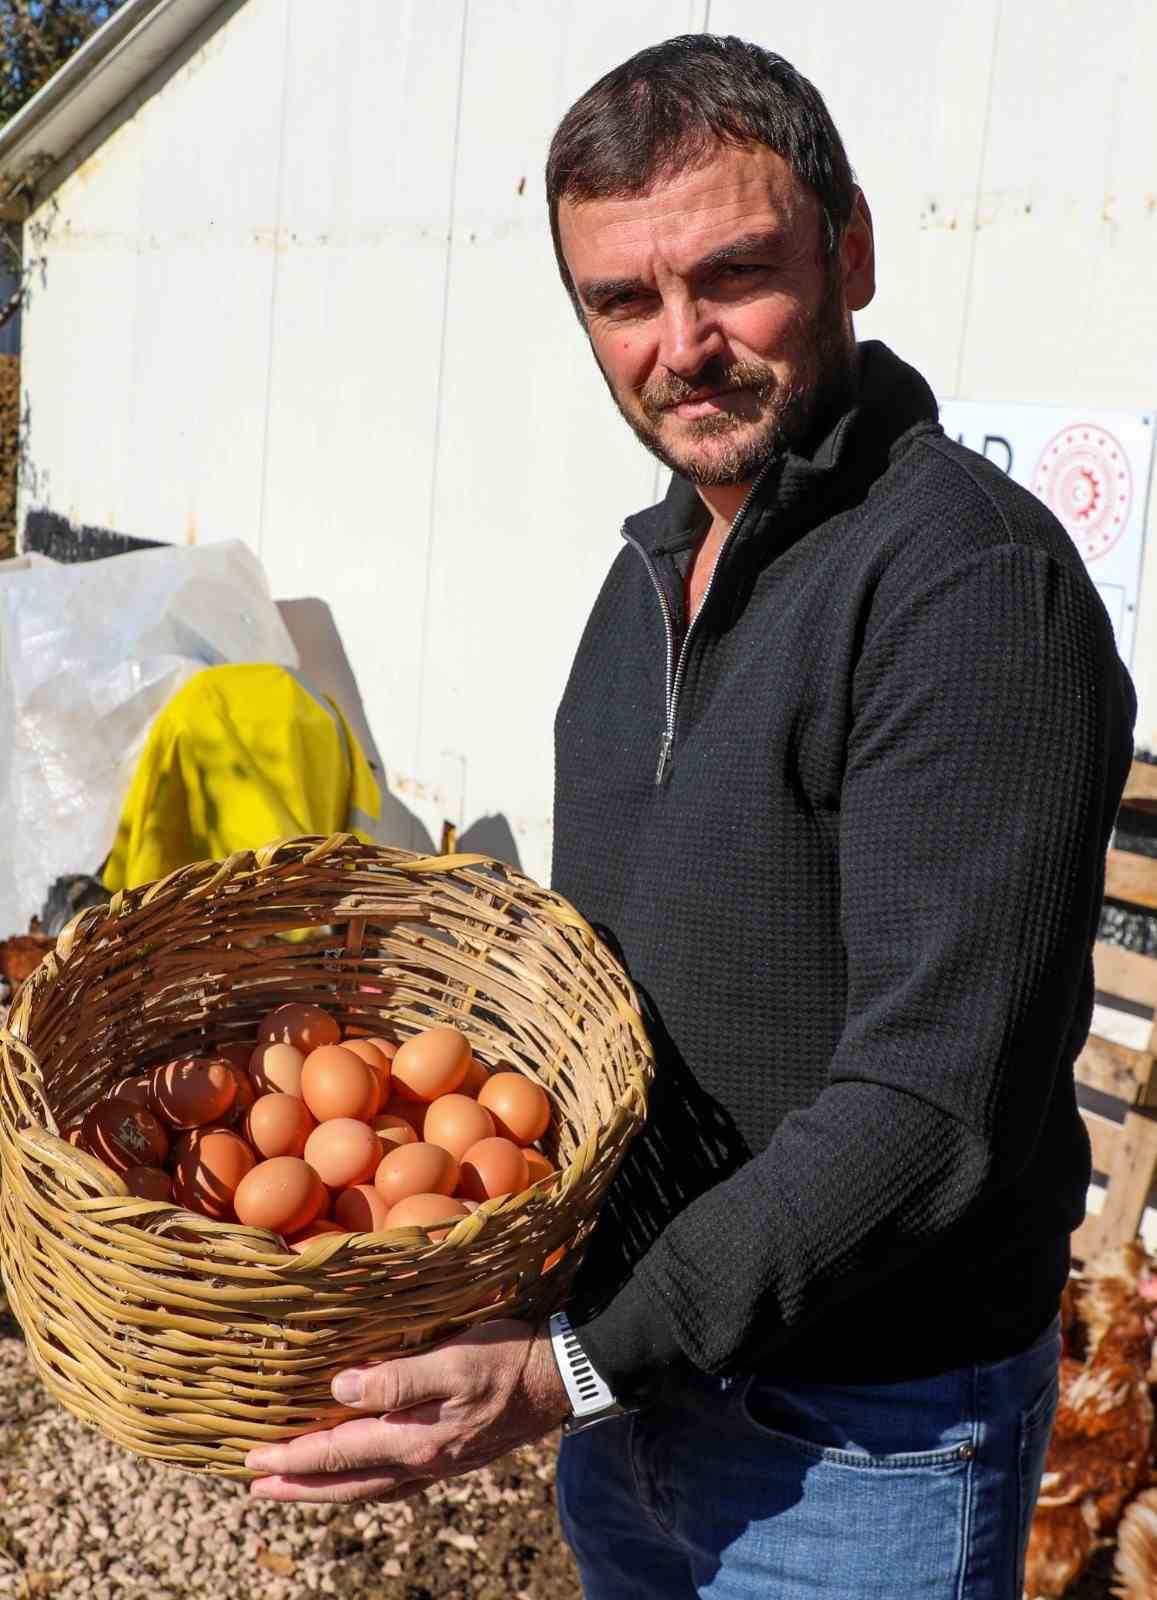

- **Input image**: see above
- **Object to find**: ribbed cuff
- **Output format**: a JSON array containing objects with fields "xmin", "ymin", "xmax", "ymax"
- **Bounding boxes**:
[{"xmin": 568, "ymin": 1271, "xmax": 685, "ymax": 1403}]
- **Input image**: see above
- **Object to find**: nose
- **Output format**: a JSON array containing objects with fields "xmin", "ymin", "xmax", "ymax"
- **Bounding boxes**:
[{"xmin": 656, "ymin": 293, "xmax": 725, "ymax": 381}]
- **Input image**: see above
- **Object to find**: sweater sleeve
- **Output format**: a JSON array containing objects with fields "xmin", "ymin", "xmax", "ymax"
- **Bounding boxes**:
[{"xmin": 571, "ymin": 544, "xmax": 1134, "ymax": 1398}]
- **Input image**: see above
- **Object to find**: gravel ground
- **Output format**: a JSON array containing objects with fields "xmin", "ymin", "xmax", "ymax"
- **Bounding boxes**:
[{"xmin": 0, "ymin": 1305, "xmax": 581, "ymax": 1600}]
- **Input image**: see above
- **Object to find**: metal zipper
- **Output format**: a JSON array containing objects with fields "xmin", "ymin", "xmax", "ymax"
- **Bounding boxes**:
[
  {"xmin": 621, "ymin": 528, "xmax": 678, "ymax": 782},
  {"xmin": 624, "ymin": 458, "xmax": 775, "ymax": 785}
]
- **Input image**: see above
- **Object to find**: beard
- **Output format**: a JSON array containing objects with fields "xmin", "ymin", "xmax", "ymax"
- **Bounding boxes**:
[{"xmin": 602, "ymin": 264, "xmax": 857, "ymax": 487}]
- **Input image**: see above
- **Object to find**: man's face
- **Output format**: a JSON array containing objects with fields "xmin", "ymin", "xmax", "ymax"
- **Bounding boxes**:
[{"xmin": 558, "ymin": 143, "xmax": 874, "ymax": 487}]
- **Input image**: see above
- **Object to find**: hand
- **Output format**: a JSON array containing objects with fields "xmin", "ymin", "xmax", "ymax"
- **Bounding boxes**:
[{"xmin": 245, "ymin": 1318, "xmax": 570, "ymax": 1503}]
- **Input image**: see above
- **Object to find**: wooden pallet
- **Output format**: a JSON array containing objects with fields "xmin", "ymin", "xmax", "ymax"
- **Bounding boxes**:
[{"xmin": 1072, "ymin": 760, "xmax": 1157, "ymax": 1263}]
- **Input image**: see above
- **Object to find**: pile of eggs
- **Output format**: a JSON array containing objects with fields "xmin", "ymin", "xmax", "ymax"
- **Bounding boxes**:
[{"xmin": 62, "ymin": 1004, "xmax": 557, "ymax": 1252}]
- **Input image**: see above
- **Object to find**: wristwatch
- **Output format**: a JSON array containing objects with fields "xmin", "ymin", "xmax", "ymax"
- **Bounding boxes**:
[{"xmin": 548, "ymin": 1309, "xmax": 633, "ymax": 1434}]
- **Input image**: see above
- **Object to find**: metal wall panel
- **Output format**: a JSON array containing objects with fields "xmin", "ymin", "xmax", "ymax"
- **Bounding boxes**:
[
  {"xmin": 20, "ymin": 0, "xmax": 286, "ymax": 543},
  {"xmin": 256, "ymin": 0, "xmax": 467, "ymax": 847}
]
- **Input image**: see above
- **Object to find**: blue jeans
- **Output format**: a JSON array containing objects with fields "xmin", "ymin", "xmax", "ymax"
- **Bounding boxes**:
[{"xmin": 556, "ymin": 1315, "xmax": 1060, "ymax": 1598}]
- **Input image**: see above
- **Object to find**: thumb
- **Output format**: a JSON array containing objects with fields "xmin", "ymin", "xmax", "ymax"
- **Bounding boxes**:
[{"xmin": 331, "ymin": 1351, "xmax": 456, "ymax": 1412}]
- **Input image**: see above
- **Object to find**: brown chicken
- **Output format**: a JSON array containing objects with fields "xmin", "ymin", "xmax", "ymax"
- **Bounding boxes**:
[
  {"xmin": 1024, "ymin": 1254, "xmax": 1157, "ymax": 1598},
  {"xmin": 1081, "ymin": 1244, "xmax": 1151, "ymax": 1355},
  {"xmin": 1112, "ymin": 1487, "xmax": 1157, "ymax": 1599},
  {"xmin": 0, "ymin": 934, "xmax": 52, "ymax": 989}
]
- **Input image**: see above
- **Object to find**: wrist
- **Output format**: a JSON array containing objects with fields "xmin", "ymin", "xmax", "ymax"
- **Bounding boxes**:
[{"xmin": 548, "ymin": 1309, "xmax": 633, "ymax": 1433}]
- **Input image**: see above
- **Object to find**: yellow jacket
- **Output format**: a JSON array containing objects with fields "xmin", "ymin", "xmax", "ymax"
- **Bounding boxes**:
[{"xmin": 102, "ymin": 663, "xmax": 380, "ymax": 890}]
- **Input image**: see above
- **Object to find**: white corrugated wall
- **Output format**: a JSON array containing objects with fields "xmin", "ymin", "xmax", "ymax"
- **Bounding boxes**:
[{"xmin": 16, "ymin": 0, "xmax": 1157, "ymax": 882}]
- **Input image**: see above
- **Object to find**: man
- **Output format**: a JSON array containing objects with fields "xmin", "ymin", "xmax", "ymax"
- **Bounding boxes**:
[{"xmin": 245, "ymin": 34, "xmax": 1135, "ymax": 1599}]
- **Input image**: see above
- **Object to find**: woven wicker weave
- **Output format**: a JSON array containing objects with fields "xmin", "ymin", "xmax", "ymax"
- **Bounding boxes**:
[{"xmin": 0, "ymin": 836, "xmax": 653, "ymax": 1476}]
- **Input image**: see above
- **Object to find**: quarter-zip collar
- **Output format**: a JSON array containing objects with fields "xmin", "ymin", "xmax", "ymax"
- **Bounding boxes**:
[
  {"xmin": 618, "ymin": 341, "xmax": 940, "ymax": 785},
  {"xmin": 621, "ymin": 341, "xmax": 940, "ymax": 564}
]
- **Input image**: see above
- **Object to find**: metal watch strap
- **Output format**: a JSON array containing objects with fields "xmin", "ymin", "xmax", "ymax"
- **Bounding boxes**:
[{"xmin": 548, "ymin": 1310, "xmax": 625, "ymax": 1430}]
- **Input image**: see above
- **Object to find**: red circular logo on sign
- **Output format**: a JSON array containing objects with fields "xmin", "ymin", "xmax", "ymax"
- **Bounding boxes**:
[{"xmin": 1032, "ymin": 426, "xmax": 1132, "ymax": 560}]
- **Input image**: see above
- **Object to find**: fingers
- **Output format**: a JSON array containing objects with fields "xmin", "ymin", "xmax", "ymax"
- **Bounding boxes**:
[
  {"xmin": 250, "ymin": 1468, "xmax": 428, "ymax": 1504},
  {"xmin": 246, "ymin": 1414, "xmax": 438, "ymax": 1479},
  {"xmin": 333, "ymin": 1347, "xmax": 466, "ymax": 1413}
]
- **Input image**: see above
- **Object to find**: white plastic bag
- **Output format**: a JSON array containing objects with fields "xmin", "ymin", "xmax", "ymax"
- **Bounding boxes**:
[{"xmin": 0, "ymin": 540, "xmax": 298, "ymax": 935}]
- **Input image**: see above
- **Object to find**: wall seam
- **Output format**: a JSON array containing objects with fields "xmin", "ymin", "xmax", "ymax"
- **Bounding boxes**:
[
  {"xmin": 410, "ymin": 0, "xmax": 471, "ymax": 848},
  {"xmin": 951, "ymin": 0, "xmax": 1003, "ymax": 399},
  {"xmin": 254, "ymin": 0, "xmax": 294, "ymax": 559}
]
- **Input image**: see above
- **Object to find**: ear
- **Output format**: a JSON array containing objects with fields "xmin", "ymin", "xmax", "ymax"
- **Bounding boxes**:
[{"xmin": 841, "ymin": 189, "xmax": 875, "ymax": 313}]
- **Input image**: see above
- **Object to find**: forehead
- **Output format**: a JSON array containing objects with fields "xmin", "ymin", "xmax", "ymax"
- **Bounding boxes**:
[{"xmin": 558, "ymin": 143, "xmax": 817, "ymax": 278}]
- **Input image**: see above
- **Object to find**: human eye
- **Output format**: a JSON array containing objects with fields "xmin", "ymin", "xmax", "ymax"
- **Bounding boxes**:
[
  {"xmin": 592, "ymin": 290, "xmax": 654, "ymax": 320},
  {"xmin": 718, "ymin": 261, "xmax": 767, "ymax": 282}
]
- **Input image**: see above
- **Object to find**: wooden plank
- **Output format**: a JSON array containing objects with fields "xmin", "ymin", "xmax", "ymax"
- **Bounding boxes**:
[
  {"xmin": 1080, "ymin": 1108, "xmax": 1122, "ymax": 1177},
  {"xmin": 1123, "ymin": 760, "xmax": 1157, "ymax": 812},
  {"xmin": 1071, "ymin": 1209, "xmax": 1103, "ymax": 1264},
  {"xmin": 1089, "ymin": 1109, "xmax": 1157, "ymax": 1251},
  {"xmin": 1092, "ymin": 1001, "xmax": 1153, "ymax": 1051},
  {"xmin": 1094, "ymin": 940, "xmax": 1157, "ymax": 1009},
  {"xmin": 1075, "ymin": 1033, "xmax": 1152, "ymax": 1102},
  {"xmin": 1105, "ymin": 849, "xmax": 1157, "ymax": 912}
]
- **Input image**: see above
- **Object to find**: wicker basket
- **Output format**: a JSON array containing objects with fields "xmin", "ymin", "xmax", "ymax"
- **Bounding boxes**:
[{"xmin": 0, "ymin": 836, "xmax": 653, "ymax": 1476}]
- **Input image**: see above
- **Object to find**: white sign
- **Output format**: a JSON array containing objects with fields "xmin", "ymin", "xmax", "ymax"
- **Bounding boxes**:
[{"xmin": 938, "ymin": 400, "xmax": 1156, "ymax": 665}]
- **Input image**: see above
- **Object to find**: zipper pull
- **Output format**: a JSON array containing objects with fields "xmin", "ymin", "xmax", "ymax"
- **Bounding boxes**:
[{"xmin": 655, "ymin": 731, "xmax": 673, "ymax": 785}]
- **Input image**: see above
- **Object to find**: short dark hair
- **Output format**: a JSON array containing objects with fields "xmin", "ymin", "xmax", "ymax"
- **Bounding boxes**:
[{"xmin": 545, "ymin": 34, "xmax": 857, "ymax": 311}]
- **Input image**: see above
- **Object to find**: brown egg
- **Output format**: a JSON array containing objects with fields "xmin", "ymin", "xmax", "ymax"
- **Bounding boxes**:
[
  {"xmin": 341, "ymin": 1038, "xmax": 392, "ymax": 1102},
  {"xmin": 110, "ymin": 1074, "xmax": 155, "ymax": 1110},
  {"xmin": 258, "ymin": 1004, "xmax": 341, "ymax": 1053},
  {"xmin": 301, "ymin": 1046, "xmax": 379, "ymax": 1122},
  {"xmin": 288, "ymin": 1217, "xmax": 347, "ymax": 1253},
  {"xmin": 234, "ymin": 1156, "xmax": 327, "ymax": 1234},
  {"xmin": 249, "ymin": 1042, "xmax": 306, "ymax": 1098},
  {"xmin": 390, "ymin": 1026, "xmax": 472, "ymax": 1102},
  {"xmin": 304, "ymin": 1118, "xmax": 382, "ymax": 1188},
  {"xmin": 244, "ymin": 1092, "xmax": 317, "ymax": 1159},
  {"xmin": 477, "ymin": 1072, "xmax": 551, "ymax": 1146},
  {"xmin": 422, "ymin": 1094, "xmax": 495, "ymax": 1161},
  {"xmin": 172, "ymin": 1129, "xmax": 257, "ymax": 1219},
  {"xmin": 458, "ymin": 1055, "xmax": 490, "ymax": 1097},
  {"xmin": 458, "ymin": 1136, "xmax": 529, "ymax": 1202},
  {"xmin": 214, "ymin": 1042, "xmax": 254, "ymax": 1072},
  {"xmin": 333, "ymin": 1184, "xmax": 390, "ymax": 1232},
  {"xmin": 122, "ymin": 1165, "xmax": 173, "ymax": 1201},
  {"xmin": 63, "ymin": 1122, "xmax": 86, "ymax": 1149},
  {"xmin": 151, "ymin": 1056, "xmax": 237, "ymax": 1129},
  {"xmin": 364, "ymin": 1035, "xmax": 398, "ymax": 1062},
  {"xmin": 370, "ymin": 1113, "xmax": 418, "ymax": 1158},
  {"xmin": 541, "ymin": 1244, "xmax": 568, "ymax": 1275},
  {"xmin": 523, "ymin": 1148, "xmax": 557, "ymax": 1186},
  {"xmin": 385, "ymin": 1192, "xmax": 470, "ymax": 1239},
  {"xmin": 167, "ymin": 1123, "xmax": 227, "ymax": 1169},
  {"xmin": 374, "ymin": 1141, "xmax": 459, "ymax": 1206},
  {"xmin": 82, "ymin": 1098, "xmax": 170, "ymax": 1175}
]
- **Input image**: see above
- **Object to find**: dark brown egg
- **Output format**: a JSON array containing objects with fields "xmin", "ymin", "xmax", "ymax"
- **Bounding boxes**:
[
  {"xmin": 171, "ymin": 1129, "xmax": 257, "ymax": 1219},
  {"xmin": 150, "ymin": 1056, "xmax": 237, "ymax": 1129},
  {"xmin": 122, "ymin": 1165, "xmax": 174, "ymax": 1202},
  {"xmin": 110, "ymin": 1074, "xmax": 156, "ymax": 1111},
  {"xmin": 257, "ymin": 1004, "xmax": 341, "ymax": 1054},
  {"xmin": 82, "ymin": 1098, "xmax": 170, "ymax": 1175}
]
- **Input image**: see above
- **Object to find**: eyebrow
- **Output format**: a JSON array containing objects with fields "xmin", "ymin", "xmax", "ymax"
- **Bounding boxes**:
[{"xmin": 577, "ymin": 227, "xmax": 789, "ymax": 309}]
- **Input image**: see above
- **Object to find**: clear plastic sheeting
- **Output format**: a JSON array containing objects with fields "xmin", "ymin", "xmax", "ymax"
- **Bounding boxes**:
[{"xmin": 0, "ymin": 540, "xmax": 298, "ymax": 937}]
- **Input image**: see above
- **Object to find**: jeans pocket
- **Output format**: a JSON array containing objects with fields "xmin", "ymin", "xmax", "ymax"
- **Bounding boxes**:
[{"xmin": 739, "ymin": 1375, "xmax": 974, "ymax": 1471}]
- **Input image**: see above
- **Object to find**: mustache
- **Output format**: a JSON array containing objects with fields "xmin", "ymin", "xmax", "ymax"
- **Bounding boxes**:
[{"xmin": 639, "ymin": 358, "xmax": 778, "ymax": 420}]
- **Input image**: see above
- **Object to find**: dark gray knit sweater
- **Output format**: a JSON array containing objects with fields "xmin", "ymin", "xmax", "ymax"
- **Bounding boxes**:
[{"xmin": 552, "ymin": 341, "xmax": 1135, "ymax": 1402}]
